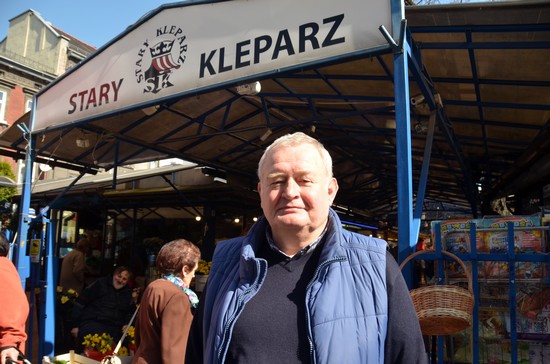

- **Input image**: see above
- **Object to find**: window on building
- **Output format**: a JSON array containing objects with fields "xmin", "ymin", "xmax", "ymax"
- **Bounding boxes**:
[{"xmin": 0, "ymin": 89, "xmax": 7, "ymax": 125}]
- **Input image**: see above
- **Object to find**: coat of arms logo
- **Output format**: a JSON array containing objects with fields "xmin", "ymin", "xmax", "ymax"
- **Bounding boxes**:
[{"xmin": 135, "ymin": 26, "xmax": 188, "ymax": 94}]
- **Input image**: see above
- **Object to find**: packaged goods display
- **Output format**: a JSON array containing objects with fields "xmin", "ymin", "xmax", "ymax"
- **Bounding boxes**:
[{"xmin": 430, "ymin": 215, "xmax": 549, "ymax": 363}]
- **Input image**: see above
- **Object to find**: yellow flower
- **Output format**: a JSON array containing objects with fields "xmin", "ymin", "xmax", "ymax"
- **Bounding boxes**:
[
  {"xmin": 118, "ymin": 346, "xmax": 129, "ymax": 356},
  {"xmin": 122, "ymin": 325, "xmax": 136, "ymax": 345},
  {"xmin": 57, "ymin": 286, "xmax": 78, "ymax": 304},
  {"xmin": 196, "ymin": 260, "xmax": 212, "ymax": 275},
  {"xmin": 82, "ymin": 333, "xmax": 114, "ymax": 353}
]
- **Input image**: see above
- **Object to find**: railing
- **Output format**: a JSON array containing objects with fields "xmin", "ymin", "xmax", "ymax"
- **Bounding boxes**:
[{"xmin": 416, "ymin": 219, "xmax": 550, "ymax": 363}]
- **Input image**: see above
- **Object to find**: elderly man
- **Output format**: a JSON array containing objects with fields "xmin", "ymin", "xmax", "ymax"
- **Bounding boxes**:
[{"xmin": 187, "ymin": 132, "xmax": 426, "ymax": 363}]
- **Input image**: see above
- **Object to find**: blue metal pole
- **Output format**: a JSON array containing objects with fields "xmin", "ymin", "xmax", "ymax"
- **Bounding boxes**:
[
  {"xmin": 39, "ymin": 214, "xmax": 56, "ymax": 358},
  {"xmin": 15, "ymin": 133, "xmax": 34, "ymax": 289},
  {"xmin": 392, "ymin": 15, "xmax": 416, "ymax": 288},
  {"xmin": 470, "ymin": 222, "xmax": 479, "ymax": 364},
  {"xmin": 394, "ymin": 52, "xmax": 415, "ymax": 272},
  {"xmin": 507, "ymin": 222, "xmax": 517, "ymax": 364},
  {"xmin": 26, "ymin": 228, "xmax": 39, "ymax": 364}
]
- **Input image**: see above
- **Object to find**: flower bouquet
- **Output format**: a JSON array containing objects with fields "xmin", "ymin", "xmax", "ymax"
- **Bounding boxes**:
[
  {"xmin": 196, "ymin": 260, "xmax": 212, "ymax": 275},
  {"xmin": 56, "ymin": 286, "xmax": 78, "ymax": 304},
  {"xmin": 82, "ymin": 333, "xmax": 115, "ymax": 361},
  {"xmin": 122, "ymin": 325, "xmax": 136, "ymax": 354},
  {"xmin": 194, "ymin": 260, "xmax": 211, "ymax": 292}
]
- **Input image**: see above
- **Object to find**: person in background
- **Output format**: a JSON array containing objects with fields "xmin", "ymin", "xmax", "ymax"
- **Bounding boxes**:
[
  {"xmin": 132, "ymin": 239, "xmax": 200, "ymax": 364},
  {"xmin": 59, "ymin": 237, "xmax": 91, "ymax": 295},
  {"xmin": 186, "ymin": 132, "xmax": 427, "ymax": 363},
  {"xmin": 57, "ymin": 237, "xmax": 92, "ymax": 354},
  {"xmin": 0, "ymin": 233, "xmax": 29, "ymax": 364},
  {"xmin": 71, "ymin": 266, "xmax": 136, "ymax": 348}
]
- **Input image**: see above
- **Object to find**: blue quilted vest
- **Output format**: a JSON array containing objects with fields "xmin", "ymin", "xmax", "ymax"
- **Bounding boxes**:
[{"xmin": 202, "ymin": 209, "xmax": 388, "ymax": 363}]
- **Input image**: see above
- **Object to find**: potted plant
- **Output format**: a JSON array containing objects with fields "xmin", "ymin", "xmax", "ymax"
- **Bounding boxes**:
[
  {"xmin": 81, "ymin": 333, "xmax": 115, "ymax": 361},
  {"xmin": 194, "ymin": 260, "xmax": 211, "ymax": 292}
]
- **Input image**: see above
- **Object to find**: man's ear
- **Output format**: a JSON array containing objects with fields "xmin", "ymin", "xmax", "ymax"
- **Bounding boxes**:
[{"xmin": 328, "ymin": 178, "xmax": 339, "ymax": 204}]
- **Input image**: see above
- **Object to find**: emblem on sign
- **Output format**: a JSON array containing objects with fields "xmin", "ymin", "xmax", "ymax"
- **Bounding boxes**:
[{"xmin": 135, "ymin": 25, "xmax": 188, "ymax": 94}]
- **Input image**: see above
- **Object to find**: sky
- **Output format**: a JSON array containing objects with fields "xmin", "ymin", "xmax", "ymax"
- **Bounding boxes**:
[
  {"xmin": 0, "ymin": 0, "xmax": 176, "ymax": 48},
  {"xmin": 0, "ymin": 0, "xmax": 494, "ymax": 48}
]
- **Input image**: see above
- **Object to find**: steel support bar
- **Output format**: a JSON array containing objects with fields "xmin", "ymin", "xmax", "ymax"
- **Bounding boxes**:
[
  {"xmin": 394, "ymin": 46, "xmax": 415, "ymax": 272},
  {"xmin": 39, "ymin": 215, "xmax": 56, "ymax": 359},
  {"xmin": 15, "ymin": 107, "xmax": 36, "ymax": 289},
  {"xmin": 412, "ymin": 112, "xmax": 437, "ymax": 236}
]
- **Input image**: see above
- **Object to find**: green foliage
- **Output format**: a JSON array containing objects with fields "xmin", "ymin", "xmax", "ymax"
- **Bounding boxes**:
[{"xmin": 0, "ymin": 161, "xmax": 16, "ymax": 203}]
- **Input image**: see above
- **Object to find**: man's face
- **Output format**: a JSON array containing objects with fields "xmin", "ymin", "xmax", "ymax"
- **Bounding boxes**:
[
  {"xmin": 112, "ymin": 270, "xmax": 129, "ymax": 290},
  {"xmin": 258, "ymin": 143, "xmax": 338, "ymax": 236}
]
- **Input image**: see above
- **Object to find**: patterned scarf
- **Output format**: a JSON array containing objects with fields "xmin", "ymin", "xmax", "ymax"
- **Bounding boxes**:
[{"xmin": 163, "ymin": 274, "xmax": 199, "ymax": 309}]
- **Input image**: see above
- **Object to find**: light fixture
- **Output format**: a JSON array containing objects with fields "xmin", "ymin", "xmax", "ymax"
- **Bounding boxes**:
[
  {"xmin": 195, "ymin": 216, "xmax": 202, "ymax": 222},
  {"xmin": 253, "ymin": 217, "xmax": 258, "ymax": 222},
  {"xmin": 410, "ymin": 94, "xmax": 425, "ymax": 106},
  {"xmin": 76, "ymin": 129, "xmax": 90, "ymax": 148},
  {"xmin": 260, "ymin": 128, "xmax": 272, "ymax": 142},
  {"xmin": 142, "ymin": 105, "xmax": 160, "ymax": 116},
  {"xmin": 38, "ymin": 163, "xmax": 52, "ymax": 172},
  {"xmin": 202, "ymin": 167, "xmax": 227, "ymax": 183},
  {"xmin": 236, "ymin": 81, "xmax": 261, "ymax": 96},
  {"xmin": 76, "ymin": 138, "xmax": 90, "ymax": 148},
  {"xmin": 0, "ymin": 120, "xmax": 8, "ymax": 132},
  {"xmin": 234, "ymin": 218, "xmax": 240, "ymax": 224}
]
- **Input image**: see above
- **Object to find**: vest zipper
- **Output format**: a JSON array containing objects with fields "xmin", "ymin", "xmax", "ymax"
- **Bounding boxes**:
[
  {"xmin": 305, "ymin": 256, "xmax": 347, "ymax": 364},
  {"xmin": 216, "ymin": 260, "xmax": 265, "ymax": 363}
]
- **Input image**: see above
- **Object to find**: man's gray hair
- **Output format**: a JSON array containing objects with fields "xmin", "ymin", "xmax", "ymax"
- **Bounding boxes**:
[{"xmin": 257, "ymin": 132, "xmax": 333, "ymax": 179}]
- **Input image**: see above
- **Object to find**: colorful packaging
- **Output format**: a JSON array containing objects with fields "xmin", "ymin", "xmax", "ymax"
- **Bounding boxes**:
[
  {"xmin": 431, "ymin": 219, "xmax": 482, "ymax": 278},
  {"xmin": 480, "ymin": 216, "xmax": 546, "ymax": 254}
]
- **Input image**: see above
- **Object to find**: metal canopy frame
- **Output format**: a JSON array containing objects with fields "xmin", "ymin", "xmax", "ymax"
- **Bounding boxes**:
[
  {"xmin": 0, "ymin": 2, "xmax": 545, "ymax": 229},
  {"xmin": 0, "ymin": 2, "xmax": 549, "ymax": 359}
]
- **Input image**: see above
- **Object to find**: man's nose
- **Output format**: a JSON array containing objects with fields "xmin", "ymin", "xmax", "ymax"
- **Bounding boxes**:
[{"xmin": 282, "ymin": 179, "xmax": 299, "ymax": 198}]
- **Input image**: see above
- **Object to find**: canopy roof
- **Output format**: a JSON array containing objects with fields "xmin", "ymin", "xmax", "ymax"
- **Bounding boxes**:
[{"xmin": 1, "ymin": 0, "xmax": 549, "ymax": 228}]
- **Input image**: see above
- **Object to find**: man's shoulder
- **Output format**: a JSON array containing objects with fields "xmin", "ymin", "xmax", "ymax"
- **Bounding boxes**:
[
  {"xmin": 215, "ymin": 236, "xmax": 244, "ymax": 255},
  {"xmin": 340, "ymin": 229, "xmax": 388, "ymax": 251},
  {"xmin": 212, "ymin": 238, "xmax": 244, "ymax": 270}
]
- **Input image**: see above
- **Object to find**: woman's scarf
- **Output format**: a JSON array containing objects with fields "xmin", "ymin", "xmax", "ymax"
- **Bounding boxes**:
[{"xmin": 163, "ymin": 274, "xmax": 199, "ymax": 309}]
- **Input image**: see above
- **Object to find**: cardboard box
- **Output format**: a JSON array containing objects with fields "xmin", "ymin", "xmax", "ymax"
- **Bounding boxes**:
[
  {"xmin": 43, "ymin": 352, "xmax": 133, "ymax": 364},
  {"xmin": 43, "ymin": 352, "xmax": 99, "ymax": 364},
  {"xmin": 431, "ymin": 219, "xmax": 482, "ymax": 278},
  {"xmin": 480, "ymin": 216, "xmax": 546, "ymax": 254},
  {"xmin": 432, "ymin": 219, "xmax": 483, "ymax": 253}
]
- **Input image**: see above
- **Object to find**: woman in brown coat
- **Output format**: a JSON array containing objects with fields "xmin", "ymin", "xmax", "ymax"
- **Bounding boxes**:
[{"xmin": 132, "ymin": 239, "xmax": 200, "ymax": 364}]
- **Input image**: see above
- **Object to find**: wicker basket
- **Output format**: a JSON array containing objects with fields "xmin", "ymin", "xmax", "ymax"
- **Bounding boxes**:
[{"xmin": 400, "ymin": 250, "xmax": 474, "ymax": 336}]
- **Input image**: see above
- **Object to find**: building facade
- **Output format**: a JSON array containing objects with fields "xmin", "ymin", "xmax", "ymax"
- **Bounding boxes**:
[{"xmin": 0, "ymin": 9, "xmax": 96, "ymax": 180}]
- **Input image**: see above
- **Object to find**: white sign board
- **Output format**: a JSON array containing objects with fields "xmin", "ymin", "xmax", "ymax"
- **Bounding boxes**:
[{"xmin": 34, "ymin": 0, "xmax": 392, "ymax": 132}]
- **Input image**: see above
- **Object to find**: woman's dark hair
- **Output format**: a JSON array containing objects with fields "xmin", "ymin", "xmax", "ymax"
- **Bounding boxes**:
[{"xmin": 156, "ymin": 239, "xmax": 201, "ymax": 277}]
